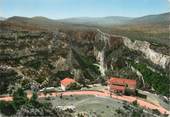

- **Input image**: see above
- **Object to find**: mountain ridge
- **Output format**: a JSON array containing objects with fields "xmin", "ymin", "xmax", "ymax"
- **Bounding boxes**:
[
  {"xmin": 0, "ymin": 17, "xmax": 6, "ymax": 21},
  {"xmin": 5, "ymin": 12, "xmax": 170, "ymax": 26}
]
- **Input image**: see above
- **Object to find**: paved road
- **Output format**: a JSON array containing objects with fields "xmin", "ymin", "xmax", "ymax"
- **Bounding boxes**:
[
  {"xmin": 37, "ymin": 90, "xmax": 170, "ymax": 115},
  {"xmin": 0, "ymin": 90, "xmax": 169, "ymax": 115}
]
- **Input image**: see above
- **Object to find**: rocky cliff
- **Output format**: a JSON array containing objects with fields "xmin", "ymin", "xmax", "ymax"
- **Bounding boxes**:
[
  {"xmin": 0, "ymin": 24, "xmax": 169, "ymax": 96},
  {"xmin": 95, "ymin": 29, "xmax": 170, "ymax": 70},
  {"xmin": 123, "ymin": 37, "xmax": 170, "ymax": 70}
]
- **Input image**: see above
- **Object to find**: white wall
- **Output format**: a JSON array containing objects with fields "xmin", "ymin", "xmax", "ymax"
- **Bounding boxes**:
[{"xmin": 61, "ymin": 84, "xmax": 66, "ymax": 91}]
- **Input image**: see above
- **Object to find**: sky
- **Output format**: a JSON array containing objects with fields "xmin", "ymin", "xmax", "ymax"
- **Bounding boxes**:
[{"xmin": 0, "ymin": 0, "xmax": 169, "ymax": 19}]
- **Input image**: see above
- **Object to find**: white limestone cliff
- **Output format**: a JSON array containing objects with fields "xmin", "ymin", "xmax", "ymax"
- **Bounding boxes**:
[{"xmin": 123, "ymin": 37, "xmax": 170, "ymax": 69}]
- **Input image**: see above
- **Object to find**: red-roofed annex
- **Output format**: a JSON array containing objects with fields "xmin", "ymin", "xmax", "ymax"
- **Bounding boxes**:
[
  {"xmin": 108, "ymin": 77, "xmax": 137, "ymax": 94},
  {"xmin": 60, "ymin": 78, "xmax": 76, "ymax": 91}
]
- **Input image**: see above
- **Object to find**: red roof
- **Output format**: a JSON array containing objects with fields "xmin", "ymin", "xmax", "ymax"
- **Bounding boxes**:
[
  {"xmin": 60, "ymin": 78, "xmax": 76, "ymax": 87},
  {"xmin": 110, "ymin": 85, "xmax": 126, "ymax": 91},
  {"xmin": 108, "ymin": 77, "xmax": 136, "ymax": 88}
]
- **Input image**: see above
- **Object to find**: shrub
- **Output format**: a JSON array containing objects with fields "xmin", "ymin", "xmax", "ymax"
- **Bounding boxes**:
[
  {"xmin": 0, "ymin": 88, "xmax": 28, "ymax": 116},
  {"xmin": 116, "ymin": 108, "xmax": 124, "ymax": 115},
  {"xmin": 132, "ymin": 110, "xmax": 141, "ymax": 117},
  {"xmin": 124, "ymin": 88, "xmax": 135, "ymax": 96},
  {"xmin": 132, "ymin": 100, "xmax": 138, "ymax": 107},
  {"xmin": 21, "ymin": 78, "xmax": 30, "ymax": 86},
  {"xmin": 0, "ymin": 88, "xmax": 28, "ymax": 115},
  {"xmin": 55, "ymin": 71, "xmax": 73, "ymax": 79},
  {"xmin": 35, "ymin": 77, "xmax": 46, "ymax": 84},
  {"xmin": 29, "ymin": 91, "xmax": 40, "ymax": 107},
  {"xmin": 0, "ymin": 101, "xmax": 16, "ymax": 116},
  {"xmin": 152, "ymin": 109, "xmax": 161, "ymax": 115},
  {"xmin": 67, "ymin": 82, "xmax": 81, "ymax": 90}
]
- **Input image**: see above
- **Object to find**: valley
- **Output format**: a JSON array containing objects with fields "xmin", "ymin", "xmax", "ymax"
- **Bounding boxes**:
[{"xmin": 0, "ymin": 12, "xmax": 170, "ymax": 117}]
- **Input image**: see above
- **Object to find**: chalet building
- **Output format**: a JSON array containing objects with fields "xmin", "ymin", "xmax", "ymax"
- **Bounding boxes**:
[
  {"xmin": 60, "ymin": 78, "xmax": 76, "ymax": 91},
  {"xmin": 107, "ymin": 77, "xmax": 137, "ymax": 95}
]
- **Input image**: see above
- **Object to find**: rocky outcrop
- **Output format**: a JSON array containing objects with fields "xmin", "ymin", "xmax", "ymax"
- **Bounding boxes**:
[
  {"xmin": 0, "ymin": 26, "xmax": 169, "ymax": 95},
  {"xmin": 123, "ymin": 37, "xmax": 170, "ymax": 69},
  {"xmin": 94, "ymin": 29, "xmax": 111, "ymax": 77},
  {"xmin": 56, "ymin": 106, "xmax": 76, "ymax": 112},
  {"xmin": 131, "ymin": 66, "xmax": 145, "ymax": 86},
  {"xmin": 96, "ymin": 29, "xmax": 170, "ymax": 70},
  {"xmin": 16, "ymin": 105, "xmax": 74, "ymax": 117}
]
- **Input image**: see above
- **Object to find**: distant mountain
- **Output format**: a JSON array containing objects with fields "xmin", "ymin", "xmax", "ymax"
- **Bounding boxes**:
[
  {"xmin": 5, "ymin": 12, "xmax": 170, "ymax": 28},
  {"xmin": 7, "ymin": 16, "xmax": 132, "ymax": 27},
  {"xmin": 0, "ymin": 17, "xmax": 6, "ymax": 21},
  {"xmin": 7, "ymin": 16, "xmax": 55, "ymax": 23},
  {"xmin": 57, "ymin": 16, "xmax": 132, "ymax": 26},
  {"xmin": 31, "ymin": 16, "xmax": 58, "ymax": 24},
  {"xmin": 7, "ymin": 16, "xmax": 30, "ymax": 22},
  {"xmin": 58, "ymin": 12, "xmax": 170, "ymax": 26},
  {"xmin": 128, "ymin": 12, "xmax": 170, "ymax": 25},
  {"xmin": 6, "ymin": 16, "xmax": 62, "ymax": 31}
]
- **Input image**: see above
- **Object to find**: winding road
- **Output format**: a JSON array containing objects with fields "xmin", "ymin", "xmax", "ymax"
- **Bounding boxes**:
[
  {"xmin": 0, "ymin": 29, "xmax": 169, "ymax": 115},
  {"xmin": 0, "ymin": 90, "xmax": 169, "ymax": 115}
]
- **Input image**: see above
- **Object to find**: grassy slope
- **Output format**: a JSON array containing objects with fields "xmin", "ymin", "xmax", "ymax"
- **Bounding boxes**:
[{"xmin": 49, "ymin": 95, "xmax": 129, "ymax": 117}]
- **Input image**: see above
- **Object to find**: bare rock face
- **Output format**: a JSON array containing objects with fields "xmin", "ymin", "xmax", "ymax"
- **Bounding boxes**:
[
  {"xmin": 96, "ymin": 29, "xmax": 170, "ymax": 70},
  {"xmin": 123, "ymin": 37, "xmax": 170, "ymax": 69},
  {"xmin": 0, "ymin": 26, "xmax": 169, "ymax": 96}
]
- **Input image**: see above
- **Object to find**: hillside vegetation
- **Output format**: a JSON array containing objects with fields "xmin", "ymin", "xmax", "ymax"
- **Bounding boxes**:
[{"xmin": 0, "ymin": 12, "xmax": 169, "ymax": 98}]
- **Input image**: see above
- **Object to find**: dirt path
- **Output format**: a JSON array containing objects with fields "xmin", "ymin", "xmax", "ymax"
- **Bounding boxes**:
[
  {"xmin": 0, "ymin": 90, "xmax": 169, "ymax": 115},
  {"xmin": 0, "ymin": 96, "xmax": 13, "ymax": 101}
]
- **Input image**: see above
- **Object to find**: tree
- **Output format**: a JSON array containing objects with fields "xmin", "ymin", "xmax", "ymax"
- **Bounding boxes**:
[
  {"xmin": 30, "ymin": 92, "xmax": 38, "ymax": 104},
  {"xmin": 0, "ymin": 101, "xmax": 16, "ymax": 116},
  {"xmin": 74, "ymin": 69, "xmax": 86, "ymax": 86},
  {"xmin": 13, "ymin": 88, "xmax": 28, "ymax": 109},
  {"xmin": 28, "ymin": 91, "xmax": 43, "ymax": 108},
  {"xmin": 0, "ymin": 88, "xmax": 28, "ymax": 116}
]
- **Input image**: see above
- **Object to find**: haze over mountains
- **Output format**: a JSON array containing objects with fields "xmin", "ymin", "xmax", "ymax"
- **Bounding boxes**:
[
  {"xmin": 0, "ymin": 9, "xmax": 170, "ymax": 117},
  {"xmin": 0, "ymin": 17, "xmax": 6, "ymax": 21},
  {"xmin": 57, "ymin": 16, "xmax": 132, "ymax": 26},
  {"xmin": 1, "ymin": 12, "xmax": 170, "ymax": 48},
  {"xmin": 4, "ymin": 12, "xmax": 170, "ymax": 27}
]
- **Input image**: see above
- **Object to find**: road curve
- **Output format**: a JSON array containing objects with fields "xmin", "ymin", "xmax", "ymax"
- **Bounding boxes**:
[
  {"xmin": 0, "ymin": 29, "xmax": 169, "ymax": 115},
  {"xmin": 0, "ymin": 90, "xmax": 169, "ymax": 115}
]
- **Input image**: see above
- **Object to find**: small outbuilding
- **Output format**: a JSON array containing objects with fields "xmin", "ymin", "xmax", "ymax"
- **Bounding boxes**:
[{"xmin": 60, "ymin": 78, "xmax": 76, "ymax": 91}]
